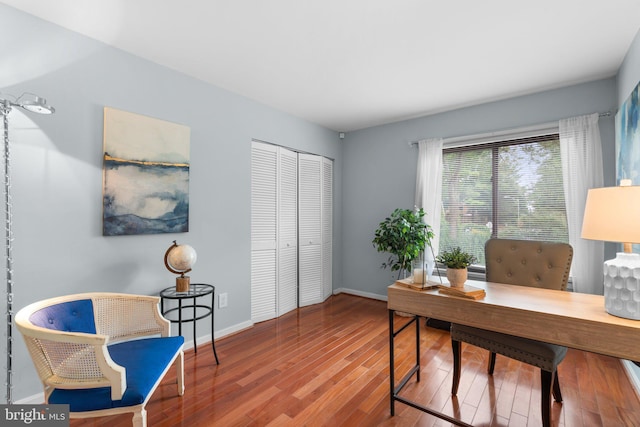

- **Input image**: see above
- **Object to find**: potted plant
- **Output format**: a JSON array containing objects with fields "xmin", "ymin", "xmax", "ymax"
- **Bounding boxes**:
[
  {"xmin": 372, "ymin": 208, "xmax": 434, "ymax": 280},
  {"xmin": 436, "ymin": 247, "xmax": 477, "ymax": 287}
]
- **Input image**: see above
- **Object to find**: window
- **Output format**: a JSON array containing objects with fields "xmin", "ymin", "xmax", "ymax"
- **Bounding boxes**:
[{"xmin": 439, "ymin": 134, "xmax": 568, "ymax": 268}]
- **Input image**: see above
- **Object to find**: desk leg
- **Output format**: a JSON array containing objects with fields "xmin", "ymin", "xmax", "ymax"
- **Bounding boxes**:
[
  {"xmin": 388, "ymin": 309, "xmax": 472, "ymax": 427},
  {"xmin": 389, "ymin": 311, "xmax": 421, "ymax": 415},
  {"xmin": 389, "ymin": 309, "xmax": 395, "ymax": 416},
  {"xmin": 415, "ymin": 313, "xmax": 420, "ymax": 382},
  {"xmin": 211, "ymin": 291, "xmax": 219, "ymax": 364}
]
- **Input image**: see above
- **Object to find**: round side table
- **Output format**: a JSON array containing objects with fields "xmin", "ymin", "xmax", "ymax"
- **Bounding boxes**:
[{"xmin": 160, "ymin": 283, "xmax": 219, "ymax": 364}]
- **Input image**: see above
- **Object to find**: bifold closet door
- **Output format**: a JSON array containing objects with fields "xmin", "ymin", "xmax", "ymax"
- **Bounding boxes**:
[
  {"xmin": 277, "ymin": 148, "xmax": 298, "ymax": 317},
  {"xmin": 252, "ymin": 142, "xmax": 331, "ymax": 318},
  {"xmin": 322, "ymin": 157, "xmax": 333, "ymax": 300},
  {"xmin": 298, "ymin": 153, "xmax": 323, "ymax": 307},
  {"xmin": 251, "ymin": 141, "xmax": 298, "ymax": 322},
  {"xmin": 251, "ymin": 142, "xmax": 277, "ymax": 322}
]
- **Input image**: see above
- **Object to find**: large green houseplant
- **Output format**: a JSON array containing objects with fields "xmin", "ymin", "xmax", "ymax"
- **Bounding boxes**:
[{"xmin": 372, "ymin": 208, "xmax": 434, "ymax": 280}]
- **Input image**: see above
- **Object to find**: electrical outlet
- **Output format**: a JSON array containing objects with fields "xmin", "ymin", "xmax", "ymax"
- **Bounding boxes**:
[{"xmin": 219, "ymin": 293, "xmax": 228, "ymax": 308}]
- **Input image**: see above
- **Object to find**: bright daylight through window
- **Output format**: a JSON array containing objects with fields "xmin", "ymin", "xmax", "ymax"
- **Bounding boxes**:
[{"xmin": 439, "ymin": 134, "xmax": 568, "ymax": 268}]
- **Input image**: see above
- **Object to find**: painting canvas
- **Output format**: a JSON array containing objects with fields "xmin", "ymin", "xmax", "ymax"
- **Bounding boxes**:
[
  {"xmin": 103, "ymin": 107, "xmax": 191, "ymax": 236},
  {"xmin": 616, "ymin": 80, "xmax": 640, "ymax": 184}
]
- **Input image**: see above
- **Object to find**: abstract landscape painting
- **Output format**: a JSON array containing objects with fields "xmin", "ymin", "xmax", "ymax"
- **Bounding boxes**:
[
  {"xmin": 616, "ymin": 80, "xmax": 640, "ymax": 184},
  {"xmin": 103, "ymin": 107, "xmax": 190, "ymax": 236}
]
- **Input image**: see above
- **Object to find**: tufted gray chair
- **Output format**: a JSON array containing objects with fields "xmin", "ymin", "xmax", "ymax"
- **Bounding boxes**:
[{"xmin": 450, "ymin": 239, "xmax": 573, "ymax": 427}]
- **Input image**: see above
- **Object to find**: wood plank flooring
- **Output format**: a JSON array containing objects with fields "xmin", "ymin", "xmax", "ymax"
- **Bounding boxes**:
[{"xmin": 71, "ymin": 293, "xmax": 640, "ymax": 426}]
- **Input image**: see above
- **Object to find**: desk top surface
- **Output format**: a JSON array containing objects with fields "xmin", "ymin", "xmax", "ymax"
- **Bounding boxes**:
[{"xmin": 388, "ymin": 280, "xmax": 640, "ymax": 361}]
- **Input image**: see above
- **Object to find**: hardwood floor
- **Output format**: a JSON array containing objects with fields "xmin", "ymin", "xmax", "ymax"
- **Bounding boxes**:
[{"xmin": 71, "ymin": 293, "xmax": 640, "ymax": 426}]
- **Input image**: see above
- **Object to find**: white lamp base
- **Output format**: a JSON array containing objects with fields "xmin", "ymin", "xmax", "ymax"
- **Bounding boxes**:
[{"xmin": 604, "ymin": 252, "xmax": 640, "ymax": 320}]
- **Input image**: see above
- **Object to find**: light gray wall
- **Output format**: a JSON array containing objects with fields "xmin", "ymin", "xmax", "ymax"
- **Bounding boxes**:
[
  {"xmin": 342, "ymin": 78, "xmax": 618, "ymax": 299},
  {"xmin": 618, "ymin": 28, "xmax": 640, "ymax": 103},
  {"xmin": 1, "ymin": 5, "xmax": 343, "ymax": 401}
]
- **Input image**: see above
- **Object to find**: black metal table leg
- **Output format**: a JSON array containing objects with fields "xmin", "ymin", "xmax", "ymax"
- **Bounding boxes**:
[
  {"xmin": 192, "ymin": 295, "xmax": 197, "ymax": 353},
  {"xmin": 159, "ymin": 284, "xmax": 219, "ymax": 365},
  {"xmin": 178, "ymin": 298, "xmax": 183, "ymax": 337},
  {"xmin": 211, "ymin": 290, "xmax": 219, "ymax": 364}
]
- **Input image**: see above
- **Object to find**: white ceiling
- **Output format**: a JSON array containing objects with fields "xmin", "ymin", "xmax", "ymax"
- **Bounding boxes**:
[{"xmin": 3, "ymin": 1, "xmax": 640, "ymax": 132}]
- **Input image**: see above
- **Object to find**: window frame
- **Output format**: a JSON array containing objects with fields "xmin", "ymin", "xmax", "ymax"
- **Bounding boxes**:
[{"xmin": 438, "ymin": 129, "xmax": 567, "ymax": 274}]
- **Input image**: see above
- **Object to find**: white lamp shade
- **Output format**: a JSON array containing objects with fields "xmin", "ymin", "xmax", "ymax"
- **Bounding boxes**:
[
  {"xmin": 581, "ymin": 185, "xmax": 640, "ymax": 244},
  {"xmin": 582, "ymin": 185, "xmax": 640, "ymax": 319},
  {"xmin": 18, "ymin": 95, "xmax": 55, "ymax": 114}
]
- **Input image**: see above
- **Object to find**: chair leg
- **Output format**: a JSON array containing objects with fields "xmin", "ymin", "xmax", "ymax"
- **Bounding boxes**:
[
  {"xmin": 487, "ymin": 351, "xmax": 497, "ymax": 375},
  {"xmin": 552, "ymin": 370, "xmax": 563, "ymax": 402},
  {"xmin": 452, "ymin": 339, "xmax": 461, "ymax": 395},
  {"xmin": 177, "ymin": 350, "xmax": 185, "ymax": 396},
  {"xmin": 132, "ymin": 408, "xmax": 147, "ymax": 427},
  {"xmin": 540, "ymin": 370, "xmax": 554, "ymax": 427}
]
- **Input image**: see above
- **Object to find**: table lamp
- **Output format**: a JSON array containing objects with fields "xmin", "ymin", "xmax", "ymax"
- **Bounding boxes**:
[{"xmin": 581, "ymin": 181, "xmax": 640, "ymax": 319}]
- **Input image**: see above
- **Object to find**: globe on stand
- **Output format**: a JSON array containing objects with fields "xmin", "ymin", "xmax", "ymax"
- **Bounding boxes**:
[{"xmin": 164, "ymin": 240, "xmax": 197, "ymax": 292}]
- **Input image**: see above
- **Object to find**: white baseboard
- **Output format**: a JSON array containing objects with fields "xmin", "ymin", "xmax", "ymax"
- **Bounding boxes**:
[
  {"xmin": 216, "ymin": 320, "xmax": 254, "ymax": 340},
  {"xmin": 15, "ymin": 393, "xmax": 43, "ymax": 404},
  {"xmin": 182, "ymin": 319, "xmax": 254, "ymax": 350},
  {"xmin": 15, "ymin": 319, "xmax": 255, "ymax": 404},
  {"xmin": 333, "ymin": 287, "xmax": 387, "ymax": 301},
  {"xmin": 622, "ymin": 359, "xmax": 640, "ymax": 400}
]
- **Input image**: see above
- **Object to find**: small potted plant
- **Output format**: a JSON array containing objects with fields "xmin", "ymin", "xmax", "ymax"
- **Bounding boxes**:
[
  {"xmin": 436, "ymin": 247, "xmax": 477, "ymax": 287},
  {"xmin": 372, "ymin": 208, "xmax": 434, "ymax": 280}
]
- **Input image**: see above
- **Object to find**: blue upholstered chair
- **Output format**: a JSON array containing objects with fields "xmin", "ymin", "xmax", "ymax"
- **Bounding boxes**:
[
  {"xmin": 15, "ymin": 293, "xmax": 185, "ymax": 427},
  {"xmin": 450, "ymin": 239, "xmax": 573, "ymax": 427}
]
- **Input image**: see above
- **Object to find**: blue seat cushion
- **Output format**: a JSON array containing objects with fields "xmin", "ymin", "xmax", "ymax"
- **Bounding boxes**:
[{"xmin": 48, "ymin": 336, "xmax": 184, "ymax": 412}]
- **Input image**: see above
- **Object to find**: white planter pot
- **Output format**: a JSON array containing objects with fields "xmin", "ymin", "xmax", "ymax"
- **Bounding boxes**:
[{"xmin": 446, "ymin": 268, "xmax": 468, "ymax": 288}]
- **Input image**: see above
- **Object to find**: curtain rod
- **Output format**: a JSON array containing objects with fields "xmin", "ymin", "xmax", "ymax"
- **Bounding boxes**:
[
  {"xmin": 408, "ymin": 110, "xmax": 613, "ymax": 147},
  {"xmin": 252, "ymin": 138, "xmax": 335, "ymax": 161}
]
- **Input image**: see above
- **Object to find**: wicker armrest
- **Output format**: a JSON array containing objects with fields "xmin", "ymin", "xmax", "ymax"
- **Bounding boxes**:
[{"xmin": 14, "ymin": 317, "xmax": 126, "ymax": 400}]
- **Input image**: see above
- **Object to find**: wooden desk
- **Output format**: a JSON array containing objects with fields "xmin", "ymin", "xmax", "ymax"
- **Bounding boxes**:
[{"xmin": 387, "ymin": 280, "xmax": 640, "ymax": 425}]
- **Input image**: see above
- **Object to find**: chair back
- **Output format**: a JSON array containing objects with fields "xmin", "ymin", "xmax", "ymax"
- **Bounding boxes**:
[{"xmin": 485, "ymin": 239, "xmax": 573, "ymax": 290}]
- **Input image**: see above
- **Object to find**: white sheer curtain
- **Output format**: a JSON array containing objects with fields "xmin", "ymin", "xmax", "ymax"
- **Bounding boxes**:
[
  {"xmin": 560, "ymin": 113, "xmax": 604, "ymax": 294},
  {"xmin": 415, "ymin": 138, "xmax": 444, "ymax": 258}
]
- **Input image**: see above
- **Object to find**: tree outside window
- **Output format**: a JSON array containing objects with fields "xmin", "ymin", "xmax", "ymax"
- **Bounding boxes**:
[{"xmin": 439, "ymin": 135, "xmax": 568, "ymax": 268}]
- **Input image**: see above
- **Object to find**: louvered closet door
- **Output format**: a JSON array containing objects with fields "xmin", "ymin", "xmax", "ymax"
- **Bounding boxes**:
[
  {"xmin": 322, "ymin": 157, "xmax": 333, "ymax": 300},
  {"xmin": 251, "ymin": 142, "xmax": 277, "ymax": 322},
  {"xmin": 277, "ymin": 148, "xmax": 298, "ymax": 316},
  {"xmin": 298, "ymin": 153, "xmax": 323, "ymax": 307}
]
